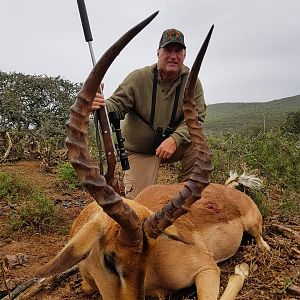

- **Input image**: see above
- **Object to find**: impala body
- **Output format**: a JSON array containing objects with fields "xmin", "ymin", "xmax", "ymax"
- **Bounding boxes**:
[{"xmin": 66, "ymin": 182, "xmax": 267, "ymax": 299}]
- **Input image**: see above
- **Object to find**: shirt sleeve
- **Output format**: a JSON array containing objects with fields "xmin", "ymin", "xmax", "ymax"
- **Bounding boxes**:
[{"xmin": 105, "ymin": 71, "xmax": 137, "ymax": 119}]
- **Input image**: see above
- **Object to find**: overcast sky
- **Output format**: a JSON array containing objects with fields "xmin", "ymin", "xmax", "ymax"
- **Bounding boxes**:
[{"xmin": 0, "ymin": 0, "xmax": 299, "ymax": 104}]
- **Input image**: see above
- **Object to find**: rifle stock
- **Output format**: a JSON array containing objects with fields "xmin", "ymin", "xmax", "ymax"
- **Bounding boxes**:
[{"xmin": 96, "ymin": 108, "xmax": 120, "ymax": 193}]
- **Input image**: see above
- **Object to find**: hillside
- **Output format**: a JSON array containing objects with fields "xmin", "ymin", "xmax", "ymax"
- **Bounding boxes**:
[{"xmin": 205, "ymin": 95, "xmax": 300, "ymax": 134}]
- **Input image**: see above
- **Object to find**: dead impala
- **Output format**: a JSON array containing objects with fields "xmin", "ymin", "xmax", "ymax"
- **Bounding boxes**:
[{"xmin": 36, "ymin": 12, "xmax": 270, "ymax": 300}]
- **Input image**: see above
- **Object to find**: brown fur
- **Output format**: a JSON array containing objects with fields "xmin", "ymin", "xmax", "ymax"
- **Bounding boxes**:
[{"xmin": 37, "ymin": 182, "xmax": 269, "ymax": 299}]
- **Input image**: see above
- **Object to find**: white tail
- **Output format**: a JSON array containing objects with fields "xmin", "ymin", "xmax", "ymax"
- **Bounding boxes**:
[{"xmin": 225, "ymin": 170, "xmax": 263, "ymax": 190}]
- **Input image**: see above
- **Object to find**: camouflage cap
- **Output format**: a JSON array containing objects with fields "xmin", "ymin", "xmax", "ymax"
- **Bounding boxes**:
[{"xmin": 159, "ymin": 28, "xmax": 186, "ymax": 49}]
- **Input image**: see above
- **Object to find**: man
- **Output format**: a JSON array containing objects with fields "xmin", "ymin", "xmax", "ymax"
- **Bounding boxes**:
[{"xmin": 92, "ymin": 28, "xmax": 207, "ymax": 199}]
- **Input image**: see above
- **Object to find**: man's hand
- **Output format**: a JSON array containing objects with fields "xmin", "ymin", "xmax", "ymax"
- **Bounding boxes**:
[
  {"xmin": 92, "ymin": 92, "xmax": 106, "ymax": 110},
  {"xmin": 156, "ymin": 136, "xmax": 177, "ymax": 159},
  {"xmin": 92, "ymin": 84, "xmax": 106, "ymax": 110}
]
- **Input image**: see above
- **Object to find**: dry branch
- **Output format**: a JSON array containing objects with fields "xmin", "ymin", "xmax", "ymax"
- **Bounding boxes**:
[
  {"xmin": 270, "ymin": 224, "xmax": 300, "ymax": 244},
  {"xmin": 0, "ymin": 260, "xmax": 10, "ymax": 298},
  {"xmin": 0, "ymin": 131, "xmax": 12, "ymax": 163},
  {"xmin": 2, "ymin": 265, "xmax": 78, "ymax": 300},
  {"xmin": 287, "ymin": 283, "xmax": 300, "ymax": 296}
]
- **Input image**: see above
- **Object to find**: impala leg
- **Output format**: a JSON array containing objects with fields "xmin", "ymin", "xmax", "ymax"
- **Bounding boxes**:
[
  {"xmin": 195, "ymin": 262, "xmax": 221, "ymax": 300},
  {"xmin": 219, "ymin": 263, "xmax": 249, "ymax": 300},
  {"xmin": 79, "ymin": 263, "xmax": 98, "ymax": 295},
  {"xmin": 245, "ymin": 217, "xmax": 270, "ymax": 252},
  {"xmin": 255, "ymin": 235, "xmax": 271, "ymax": 251}
]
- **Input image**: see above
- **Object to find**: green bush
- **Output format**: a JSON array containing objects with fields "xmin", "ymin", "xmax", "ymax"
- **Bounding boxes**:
[
  {"xmin": 281, "ymin": 110, "xmax": 300, "ymax": 134},
  {"xmin": 56, "ymin": 162, "xmax": 80, "ymax": 191},
  {"xmin": 0, "ymin": 171, "xmax": 33, "ymax": 205},
  {"xmin": 209, "ymin": 131, "xmax": 299, "ymax": 188},
  {"xmin": 208, "ymin": 130, "xmax": 299, "ymax": 217},
  {"xmin": 8, "ymin": 192, "xmax": 56, "ymax": 232},
  {"xmin": 0, "ymin": 171, "xmax": 60, "ymax": 233},
  {"xmin": 280, "ymin": 190, "xmax": 299, "ymax": 213}
]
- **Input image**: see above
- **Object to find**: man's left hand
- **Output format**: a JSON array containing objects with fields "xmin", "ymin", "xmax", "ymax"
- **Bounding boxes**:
[{"xmin": 156, "ymin": 136, "xmax": 177, "ymax": 159}]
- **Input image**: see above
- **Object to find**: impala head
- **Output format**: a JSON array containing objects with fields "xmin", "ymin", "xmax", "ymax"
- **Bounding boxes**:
[{"xmin": 36, "ymin": 12, "xmax": 213, "ymax": 299}]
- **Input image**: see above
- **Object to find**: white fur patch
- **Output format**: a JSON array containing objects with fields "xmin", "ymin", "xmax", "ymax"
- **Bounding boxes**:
[{"xmin": 225, "ymin": 170, "xmax": 263, "ymax": 190}]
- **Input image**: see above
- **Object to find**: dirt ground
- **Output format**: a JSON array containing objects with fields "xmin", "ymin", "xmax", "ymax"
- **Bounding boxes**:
[{"xmin": 0, "ymin": 160, "xmax": 299, "ymax": 300}]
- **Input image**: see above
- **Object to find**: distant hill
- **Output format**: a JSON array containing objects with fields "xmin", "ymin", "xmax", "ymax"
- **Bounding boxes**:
[{"xmin": 205, "ymin": 95, "xmax": 300, "ymax": 135}]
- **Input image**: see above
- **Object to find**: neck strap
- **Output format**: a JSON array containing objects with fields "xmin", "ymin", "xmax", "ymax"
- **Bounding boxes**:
[
  {"xmin": 150, "ymin": 67, "xmax": 181, "ymax": 129},
  {"xmin": 132, "ymin": 67, "xmax": 182, "ymax": 131}
]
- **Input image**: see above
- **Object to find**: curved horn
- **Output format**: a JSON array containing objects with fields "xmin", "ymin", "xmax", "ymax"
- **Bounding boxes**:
[
  {"xmin": 143, "ymin": 25, "xmax": 214, "ymax": 239},
  {"xmin": 66, "ymin": 11, "xmax": 159, "ymax": 245}
]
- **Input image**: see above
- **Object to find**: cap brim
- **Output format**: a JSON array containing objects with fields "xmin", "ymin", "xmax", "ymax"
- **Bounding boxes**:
[{"xmin": 159, "ymin": 41, "xmax": 186, "ymax": 49}]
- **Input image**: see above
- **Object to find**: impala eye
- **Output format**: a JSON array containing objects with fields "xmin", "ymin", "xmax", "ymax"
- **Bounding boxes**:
[{"xmin": 104, "ymin": 253, "xmax": 118, "ymax": 276}]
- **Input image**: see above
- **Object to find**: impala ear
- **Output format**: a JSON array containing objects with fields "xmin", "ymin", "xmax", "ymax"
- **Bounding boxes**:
[
  {"xmin": 36, "ymin": 216, "xmax": 104, "ymax": 278},
  {"xmin": 163, "ymin": 225, "xmax": 194, "ymax": 245}
]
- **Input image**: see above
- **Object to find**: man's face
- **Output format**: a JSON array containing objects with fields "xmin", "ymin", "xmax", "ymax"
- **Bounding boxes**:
[{"xmin": 157, "ymin": 43, "xmax": 186, "ymax": 78}]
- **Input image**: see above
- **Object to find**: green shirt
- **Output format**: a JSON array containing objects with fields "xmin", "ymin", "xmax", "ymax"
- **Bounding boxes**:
[{"xmin": 106, "ymin": 63, "xmax": 206, "ymax": 154}]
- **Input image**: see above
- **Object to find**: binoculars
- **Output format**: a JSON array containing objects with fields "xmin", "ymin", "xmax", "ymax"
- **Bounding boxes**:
[{"xmin": 151, "ymin": 126, "xmax": 174, "ymax": 154}]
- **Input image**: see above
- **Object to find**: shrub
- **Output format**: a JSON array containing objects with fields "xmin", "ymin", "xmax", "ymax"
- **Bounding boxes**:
[
  {"xmin": 281, "ymin": 110, "xmax": 300, "ymax": 134},
  {"xmin": 55, "ymin": 162, "xmax": 80, "ymax": 191},
  {"xmin": 209, "ymin": 131, "xmax": 300, "ymax": 188},
  {"xmin": 0, "ymin": 171, "xmax": 61, "ymax": 233},
  {"xmin": 0, "ymin": 170, "xmax": 33, "ymax": 205},
  {"xmin": 208, "ymin": 130, "xmax": 299, "ymax": 217}
]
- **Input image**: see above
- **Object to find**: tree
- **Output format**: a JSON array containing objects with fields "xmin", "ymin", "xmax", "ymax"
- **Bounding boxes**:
[
  {"xmin": 0, "ymin": 71, "xmax": 81, "ymax": 143},
  {"xmin": 281, "ymin": 111, "xmax": 300, "ymax": 135},
  {"xmin": 0, "ymin": 71, "xmax": 81, "ymax": 160}
]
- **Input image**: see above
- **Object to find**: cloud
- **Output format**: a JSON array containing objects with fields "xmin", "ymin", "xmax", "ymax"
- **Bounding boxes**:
[{"xmin": 0, "ymin": 0, "xmax": 299, "ymax": 104}]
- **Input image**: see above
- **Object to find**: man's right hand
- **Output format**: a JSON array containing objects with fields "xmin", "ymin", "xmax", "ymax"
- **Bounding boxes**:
[{"xmin": 92, "ymin": 92, "xmax": 106, "ymax": 110}]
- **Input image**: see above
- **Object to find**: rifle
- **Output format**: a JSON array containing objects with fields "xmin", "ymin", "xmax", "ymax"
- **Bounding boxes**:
[{"xmin": 76, "ymin": 0, "xmax": 130, "ymax": 193}]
